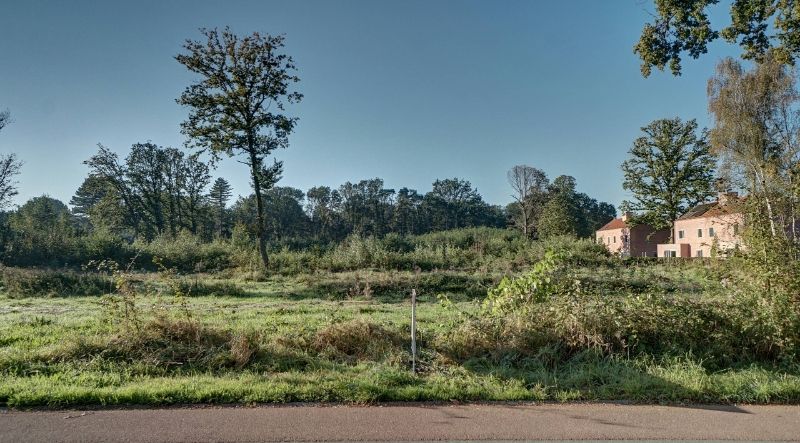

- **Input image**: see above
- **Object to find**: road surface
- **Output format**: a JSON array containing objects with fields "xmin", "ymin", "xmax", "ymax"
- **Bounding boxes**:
[{"xmin": 1, "ymin": 403, "xmax": 799, "ymax": 442}]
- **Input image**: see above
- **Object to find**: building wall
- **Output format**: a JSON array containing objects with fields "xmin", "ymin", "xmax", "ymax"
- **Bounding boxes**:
[
  {"xmin": 658, "ymin": 213, "xmax": 743, "ymax": 258},
  {"xmin": 596, "ymin": 225, "xmax": 669, "ymax": 257},
  {"xmin": 597, "ymin": 227, "xmax": 626, "ymax": 255},
  {"xmin": 629, "ymin": 224, "xmax": 670, "ymax": 257}
]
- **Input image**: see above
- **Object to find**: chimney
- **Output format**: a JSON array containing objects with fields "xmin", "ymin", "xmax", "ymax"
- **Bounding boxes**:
[
  {"xmin": 718, "ymin": 191, "xmax": 738, "ymax": 206},
  {"xmin": 621, "ymin": 212, "xmax": 633, "ymax": 222}
]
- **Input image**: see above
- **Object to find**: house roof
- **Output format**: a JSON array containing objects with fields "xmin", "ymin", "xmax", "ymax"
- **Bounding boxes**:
[
  {"xmin": 597, "ymin": 218, "xmax": 627, "ymax": 231},
  {"xmin": 677, "ymin": 196, "xmax": 743, "ymax": 220}
]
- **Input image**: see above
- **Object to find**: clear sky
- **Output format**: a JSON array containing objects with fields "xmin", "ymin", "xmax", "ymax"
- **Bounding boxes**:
[{"xmin": 0, "ymin": 0, "xmax": 740, "ymax": 209}]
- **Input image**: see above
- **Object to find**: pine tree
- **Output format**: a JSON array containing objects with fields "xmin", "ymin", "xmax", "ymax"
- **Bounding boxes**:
[{"xmin": 208, "ymin": 178, "xmax": 233, "ymax": 238}]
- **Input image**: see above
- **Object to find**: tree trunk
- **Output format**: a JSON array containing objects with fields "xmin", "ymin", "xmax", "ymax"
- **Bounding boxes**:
[
  {"xmin": 249, "ymin": 150, "xmax": 269, "ymax": 269},
  {"xmin": 521, "ymin": 203, "xmax": 529, "ymax": 237},
  {"xmin": 750, "ymin": 167, "xmax": 778, "ymax": 239}
]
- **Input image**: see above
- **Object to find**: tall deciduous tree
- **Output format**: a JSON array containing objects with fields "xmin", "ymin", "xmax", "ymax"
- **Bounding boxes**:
[
  {"xmin": 708, "ymin": 57, "xmax": 800, "ymax": 242},
  {"xmin": 0, "ymin": 154, "xmax": 22, "ymax": 211},
  {"xmin": 537, "ymin": 175, "xmax": 585, "ymax": 238},
  {"xmin": 84, "ymin": 145, "xmax": 142, "ymax": 236},
  {"xmin": 306, "ymin": 186, "xmax": 343, "ymax": 241},
  {"xmin": 0, "ymin": 109, "xmax": 21, "ymax": 211},
  {"xmin": 636, "ymin": 0, "xmax": 800, "ymax": 77},
  {"xmin": 621, "ymin": 117, "xmax": 716, "ymax": 238},
  {"xmin": 183, "ymin": 155, "xmax": 211, "ymax": 235},
  {"xmin": 507, "ymin": 165, "xmax": 548, "ymax": 237},
  {"xmin": 176, "ymin": 27, "xmax": 302, "ymax": 268}
]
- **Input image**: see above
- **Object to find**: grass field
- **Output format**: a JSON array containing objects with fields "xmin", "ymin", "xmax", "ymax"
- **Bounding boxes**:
[{"xmin": 2, "ymin": 263, "xmax": 800, "ymax": 408}]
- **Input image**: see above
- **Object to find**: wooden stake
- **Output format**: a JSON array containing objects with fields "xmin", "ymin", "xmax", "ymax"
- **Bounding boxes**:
[{"xmin": 411, "ymin": 288, "xmax": 417, "ymax": 374}]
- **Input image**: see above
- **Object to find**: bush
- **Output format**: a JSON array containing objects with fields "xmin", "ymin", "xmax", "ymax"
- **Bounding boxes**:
[
  {"xmin": 440, "ymin": 291, "xmax": 800, "ymax": 369},
  {"xmin": 136, "ymin": 233, "xmax": 233, "ymax": 273},
  {"xmin": 52, "ymin": 317, "xmax": 259, "ymax": 371},
  {"xmin": 303, "ymin": 271, "xmax": 496, "ymax": 301},
  {"xmin": 313, "ymin": 319, "xmax": 405, "ymax": 363},
  {"xmin": 167, "ymin": 279, "xmax": 247, "ymax": 297},
  {"xmin": 0, "ymin": 267, "xmax": 113, "ymax": 297}
]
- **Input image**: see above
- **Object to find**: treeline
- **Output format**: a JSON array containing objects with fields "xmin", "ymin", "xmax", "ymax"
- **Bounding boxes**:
[{"xmin": 0, "ymin": 142, "xmax": 616, "ymax": 268}]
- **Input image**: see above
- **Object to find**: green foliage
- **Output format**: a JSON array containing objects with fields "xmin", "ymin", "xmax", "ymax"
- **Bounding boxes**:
[
  {"xmin": 209, "ymin": 177, "xmax": 233, "ymax": 238},
  {"xmin": 635, "ymin": 0, "xmax": 800, "ymax": 77},
  {"xmin": 82, "ymin": 143, "xmax": 211, "ymax": 240},
  {"xmin": 135, "ymin": 232, "xmax": 232, "ymax": 273},
  {"xmin": 621, "ymin": 117, "xmax": 716, "ymax": 232},
  {"xmin": 707, "ymin": 57, "xmax": 800, "ymax": 300},
  {"xmin": 6, "ymin": 196, "xmax": 78, "ymax": 266},
  {"xmin": 176, "ymin": 27, "xmax": 302, "ymax": 268},
  {"xmin": 483, "ymin": 251, "xmax": 567, "ymax": 313},
  {"xmin": 536, "ymin": 176, "xmax": 584, "ymax": 238},
  {"xmin": 447, "ymin": 290, "xmax": 800, "ymax": 369},
  {"xmin": 0, "ymin": 267, "xmax": 112, "ymax": 298}
]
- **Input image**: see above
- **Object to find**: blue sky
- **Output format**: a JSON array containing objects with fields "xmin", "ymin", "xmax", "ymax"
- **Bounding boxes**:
[{"xmin": 0, "ymin": 0, "xmax": 739, "ymax": 209}]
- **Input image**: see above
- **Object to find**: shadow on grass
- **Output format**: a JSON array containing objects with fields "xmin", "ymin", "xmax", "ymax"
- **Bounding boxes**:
[
  {"xmin": 454, "ymin": 350, "xmax": 800, "ymax": 405},
  {"xmin": 254, "ymin": 272, "xmax": 496, "ymax": 304}
]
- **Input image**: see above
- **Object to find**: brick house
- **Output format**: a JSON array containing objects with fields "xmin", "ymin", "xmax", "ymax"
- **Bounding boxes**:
[
  {"xmin": 596, "ymin": 212, "xmax": 671, "ymax": 257},
  {"xmin": 656, "ymin": 192, "xmax": 744, "ymax": 258}
]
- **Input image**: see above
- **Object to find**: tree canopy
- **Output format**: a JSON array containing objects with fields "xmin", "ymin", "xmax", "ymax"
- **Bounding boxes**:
[
  {"xmin": 176, "ymin": 27, "xmax": 302, "ymax": 269},
  {"xmin": 635, "ymin": 0, "xmax": 800, "ymax": 77},
  {"xmin": 621, "ymin": 117, "xmax": 716, "ymax": 234}
]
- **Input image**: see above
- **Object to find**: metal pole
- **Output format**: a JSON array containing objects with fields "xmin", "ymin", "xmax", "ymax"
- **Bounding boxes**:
[{"xmin": 411, "ymin": 288, "xmax": 417, "ymax": 374}]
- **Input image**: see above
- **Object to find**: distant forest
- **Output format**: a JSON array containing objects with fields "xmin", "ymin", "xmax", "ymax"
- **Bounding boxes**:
[
  {"xmin": 0, "ymin": 140, "xmax": 615, "ymax": 268},
  {"xmin": 65, "ymin": 143, "xmax": 616, "ymax": 247}
]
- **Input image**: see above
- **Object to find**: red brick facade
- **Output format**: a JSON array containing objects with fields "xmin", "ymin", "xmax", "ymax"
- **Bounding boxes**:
[{"xmin": 596, "ymin": 213, "xmax": 671, "ymax": 257}]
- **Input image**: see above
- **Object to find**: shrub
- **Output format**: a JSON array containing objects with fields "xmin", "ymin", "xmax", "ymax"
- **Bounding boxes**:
[
  {"xmin": 0, "ymin": 267, "xmax": 113, "ymax": 297},
  {"xmin": 440, "ymin": 291, "xmax": 800, "ymax": 368},
  {"xmin": 167, "ymin": 279, "xmax": 246, "ymax": 297},
  {"xmin": 52, "ymin": 317, "xmax": 260, "ymax": 371},
  {"xmin": 304, "ymin": 271, "xmax": 495, "ymax": 301},
  {"xmin": 313, "ymin": 319, "xmax": 405, "ymax": 362},
  {"xmin": 484, "ymin": 251, "xmax": 567, "ymax": 313},
  {"xmin": 135, "ymin": 232, "xmax": 233, "ymax": 273}
]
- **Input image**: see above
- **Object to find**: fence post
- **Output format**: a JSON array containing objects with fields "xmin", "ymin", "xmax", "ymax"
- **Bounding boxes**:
[{"xmin": 411, "ymin": 288, "xmax": 417, "ymax": 374}]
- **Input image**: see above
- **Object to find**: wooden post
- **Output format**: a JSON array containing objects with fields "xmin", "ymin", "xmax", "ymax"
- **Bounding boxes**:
[{"xmin": 411, "ymin": 288, "xmax": 417, "ymax": 374}]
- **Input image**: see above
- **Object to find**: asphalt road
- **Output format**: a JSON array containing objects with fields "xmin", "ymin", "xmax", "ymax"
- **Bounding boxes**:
[{"xmin": 1, "ymin": 403, "xmax": 799, "ymax": 442}]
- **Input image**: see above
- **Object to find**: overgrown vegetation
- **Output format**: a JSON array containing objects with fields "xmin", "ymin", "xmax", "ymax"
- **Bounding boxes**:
[
  {"xmin": 2, "ymin": 23, "xmax": 800, "ymax": 410},
  {"xmin": 1, "ymin": 235, "xmax": 799, "ymax": 407}
]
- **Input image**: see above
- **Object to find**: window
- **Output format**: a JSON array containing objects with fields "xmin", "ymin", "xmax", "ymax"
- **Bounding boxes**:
[
  {"xmin": 678, "ymin": 230, "xmax": 684, "ymax": 239},
  {"xmin": 709, "ymin": 227, "xmax": 715, "ymax": 237},
  {"xmin": 597, "ymin": 237, "xmax": 603, "ymax": 244},
  {"xmin": 664, "ymin": 250, "xmax": 676, "ymax": 258},
  {"xmin": 697, "ymin": 250, "xmax": 704, "ymax": 258},
  {"xmin": 613, "ymin": 236, "xmax": 616, "ymax": 243},
  {"xmin": 697, "ymin": 229, "xmax": 703, "ymax": 238},
  {"xmin": 733, "ymin": 223, "xmax": 739, "ymax": 235}
]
